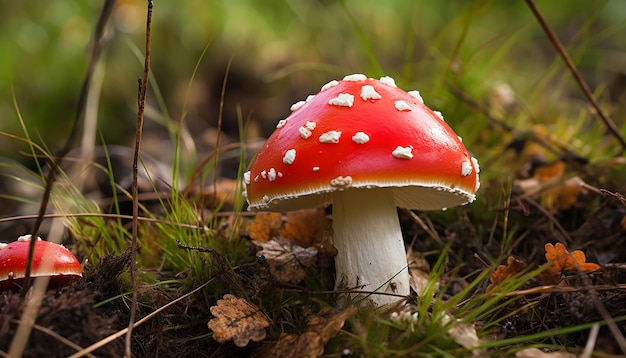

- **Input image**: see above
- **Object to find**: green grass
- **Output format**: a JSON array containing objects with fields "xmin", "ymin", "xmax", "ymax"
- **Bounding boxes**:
[{"xmin": 1, "ymin": 0, "xmax": 626, "ymax": 356}]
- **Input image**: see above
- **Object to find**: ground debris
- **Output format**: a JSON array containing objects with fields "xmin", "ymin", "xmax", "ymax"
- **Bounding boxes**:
[
  {"xmin": 259, "ymin": 306, "xmax": 356, "ymax": 358},
  {"xmin": 253, "ymin": 236, "xmax": 318, "ymax": 284},
  {"xmin": 208, "ymin": 293, "xmax": 270, "ymax": 347}
]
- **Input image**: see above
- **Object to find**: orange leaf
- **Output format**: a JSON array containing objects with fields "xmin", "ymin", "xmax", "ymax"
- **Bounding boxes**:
[
  {"xmin": 279, "ymin": 208, "xmax": 331, "ymax": 247},
  {"xmin": 249, "ymin": 212, "xmax": 283, "ymax": 242},
  {"xmin": 208, "ymin": 294, "xmax": 270, "ymax": 347},
  {"xmin": 259, "ymin": 306, "xmax": 356, "ymax": 358},
  {"xmin": 487, "ymin": 256, "xmax": 526, "ymax": 291},
  {"xmin": 544, "ymin": 243, "xmax": 600, "ymax": 273}
]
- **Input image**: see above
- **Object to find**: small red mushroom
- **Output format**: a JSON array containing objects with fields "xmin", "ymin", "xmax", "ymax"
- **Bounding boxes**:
[
  {"xmin": 0, "ymin": 234, "xmax": 83, "ymax": 292},
  {"xmin": 244, "ymin": 74, "xmax": 479, "ymax": 306}
]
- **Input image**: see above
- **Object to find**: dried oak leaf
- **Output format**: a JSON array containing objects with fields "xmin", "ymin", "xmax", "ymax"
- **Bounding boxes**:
[
  {"xmin": 544, "ymin": 242, "xmax": 600, "ymax": 273},
  {"xmin": 253, "ymin": 236, "xmax": 318, "ymax": 284},
  {"xmin": 279, "ymin": 208, "xmax": 331, "ymax": 247},
  {"xmin": 208, "ymin": 294, "xmax": 270, "ymax": 347},
  {"xmin": 260, "ymin": 306, "xmax": 357, "ymax": 358},
  {"xmin": 487, "ymin": 256, "xmax": 526, "ymax": 291},
  {"xmin": 249, "ymin": 212, "xmax": 283, "ymax": 242}
]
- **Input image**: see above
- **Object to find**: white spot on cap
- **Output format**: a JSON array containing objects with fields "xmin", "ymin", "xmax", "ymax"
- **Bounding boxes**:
[
  {"xmin": 262, "ymin": 195, "xmax": 270, "ymax": 204},
  {"xmin": 328, "ymin": 93, "xmax": 354, "ymax": 107},
  {"xmin": 268, "ymin": 168, "xmax": 277, "ymax": 182},
  {"xmin": 433, "ymin": 111, "xmax": 444, "ymax": 121},
  {"xmin": 18, "ymin": 234, "xmax": 40, "ymax": 242},
  {"xmin": 243, "ymin": 171, "xmax": 251, "ymax": 185},
  {"xmin": 379, "ymin": 76, "xmax": 397, "ymax": 87},
  {"xmin": 278, "ymin": 172, "xmax": 283, "ymax": 178},
  {"xmin": 0, "ymin": 243, "xmax": 7, "ymax": 249},
  {"xmin": 306, "ymin": 95, "xmax": 315, "ymax": 102},
  {"xmin": 254, "ymin": 175, "xmax": 260, "ymax": 183},
  {"xmin": 299, "ymin": 121, "xmax": 316, "ymax": 139},
  {"xmin": 312, "ymin": 166, "xmax": 320, "ymax": 172},
  {"xmin": 260, "ymin": 170, "xmax": 267, "ymax": 179},
  {"xmin": 343, "ymin": 74, "xmax": 367, "ymax": 81},
  {"xmin": 352, "ymin": 132, "xmax": 370, "ymax": 144},
  {"xmin": 394, "ymin": 100, "xmax": 412, "ymax": 111},
  {"xmin": 360, "ymin": 85, "xmax": 382, "ymax": 101},
  {"xmin": 471, "ymin": 157, "xmax": 480, "ymax": 174},
  {"xmin": 276, "ymin": 119, "xmax": 288, "ymax": 129},
  {"xmin": 392, "ymin": 146, "xmax": 414, "ymax": 159},
  {"xmin": 321, "ymin": 80, "xmax": 339, "ymax": 91},
  {"xmin": 283, "ymin": 149, "xmax": 296, "ymax": 164},
  {"xmin": 408, "ymin": 90, "xmax": 424, "ymax": 103},
  {"xmin": 330, "ymin": 176, "xmax": 353, "ymax": 188},
  {"xmin": 461, "ymin": 161, "xmax": 473, "ymax": 177},
  {"xmin": 458, "ymin": 136, "xmax": 463, "ymax": 142},
  {"xmin": 319, "ymin": 131, "xmax": 342, "ymax": 143},
  {"xmin": 290, "ymin": 100, "xmax": 306, "ymax": 111}
]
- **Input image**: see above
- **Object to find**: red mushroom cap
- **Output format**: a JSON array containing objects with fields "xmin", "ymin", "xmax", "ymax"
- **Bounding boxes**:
[
  {"xmin": 0, "ymin": 235, "xmax": 83, "ymax": 292},
  {"xmin": 244, "ymin": 74, "xmax": 479, "ymax": 212}
]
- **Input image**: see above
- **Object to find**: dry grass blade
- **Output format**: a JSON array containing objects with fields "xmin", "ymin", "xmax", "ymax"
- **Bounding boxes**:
[{"xmin": 126, "ymin": 1, "xmax": 154, "ymax": 356}]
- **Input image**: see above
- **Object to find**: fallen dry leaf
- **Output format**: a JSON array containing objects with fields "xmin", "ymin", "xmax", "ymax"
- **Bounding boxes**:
[
  {"xmin": 487, "ymin": 256, "xmax": 526, "ymax": 291},
  {"xmin": 515, "ymin": 347, "xmax": 577, "ymax": 358},
  {"xmin": 279, "ymin": 208, "xmax": 331, "ymax": 247},
  {"xmin": 253, "ymin": 236, "xmax": 318, "ymax": 284},
  {"xmin": 249, "ymin": 212, "xmax": 283, "ymax": 242},
  {"xmin": 260, "ymin": 306, "xmax": 357, "ymax": 358},
  {"xmin": 544, "ymin": 243, "xmax": 600, "ymax": 273},
  {"xmin": 208, "ymin": 294, "xmax": 270, "ymax": 347},
  {"xmin": 540, "ymin": 243, "xmax": 600, "ymax": 285}
]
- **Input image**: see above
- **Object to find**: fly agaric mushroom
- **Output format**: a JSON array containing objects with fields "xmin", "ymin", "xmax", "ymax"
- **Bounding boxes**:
[
  {"xmin": 0, "ymin": 234, "xmax": 82, "ymax": 292},
  {"xmin": 244, "ymin": 74, "xmax": 479, "ymax": 306}
]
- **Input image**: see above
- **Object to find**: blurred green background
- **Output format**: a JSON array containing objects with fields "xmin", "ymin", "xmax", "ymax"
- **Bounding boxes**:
[{"xmin": 1, "ymin": 0, "xmax": 624, "ymax": 168}]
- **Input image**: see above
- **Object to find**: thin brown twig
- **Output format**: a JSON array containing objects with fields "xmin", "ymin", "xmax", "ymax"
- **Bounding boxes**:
[
  {"xmin": 126, "ymin": 1, "xmax": 153, "ymax": 356},
  {"xmin": 525, "ymin": 0, "xmax": 626, "ymax": 153}
]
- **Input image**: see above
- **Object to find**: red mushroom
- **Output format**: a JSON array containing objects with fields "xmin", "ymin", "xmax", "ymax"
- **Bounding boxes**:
[
  {"xmin": 0, "ymin": 234, "xmax": 82, "ymax": 292},
  {"xmin": 244, "ymin": 74, "xmax": 479, "ymax": 306}
]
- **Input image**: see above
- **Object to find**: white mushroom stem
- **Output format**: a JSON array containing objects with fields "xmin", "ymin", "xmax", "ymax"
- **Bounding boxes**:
[{"xmin": 332, "ymin": 188, "xmax": 410, "ymax": 306}]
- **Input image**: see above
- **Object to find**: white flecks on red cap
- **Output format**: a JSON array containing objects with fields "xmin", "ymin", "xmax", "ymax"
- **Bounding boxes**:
[
  {"xmin": 243, "ymin": 171, "xmax": 251, "ymax": 185},
  {"xmin": 276, "ymin": 119, "xmax": 288, "ymax": 129},
  {"xmin": 471, "ymin": 157, "xmax": 480, "ymax": 173},
  {"xmin": 392, "ymin": 146, "xmax": 414, "ymax": 159},
  {"xmin": 268, "ymin": 168, "xmax": 277, "ymax": 182},
  {"xmin": 408, "ymin": 90, "xmax": 424, "ymax": 103},
  {"xmin": 352, "ymin": 132, "xmax": 370, "ymax": 144},
  {"xmin": 290, "ymin": 100, "xmax": 306, "ymax": 111},
  {"xmin": 304, "ymin": 121, "xmax": 316, "ymax": 130},
  {"xmin": 330, "ymin": 176, "xmax": 353, "ymax": 188},
  {"xmin": 379, "ymin": 76, "xmax": 397, "ymax": 87},
  {"xmin": 394, "ymin": 100, "xmax": 412, "ymax": 111},
  {"xmin": 306, "ymin": 95, "xmax": 316, "ymax": 102},
  {"xmin": 254, "ymin": 175, "xmax": 260, "ymax": 183},
  {"xmin": 433, "ymin": 111, "xmax": 444, "ymax": 121},
  {"xmin": 299, "ymin": 126, "xmax": 313, "ymax": 139},
  {"xmin": 260, "ymin": 170, "xmax": 267, "ymax": 179},
  {"xmin": 319, "ymin": 131, "xmax": 342, "ymax": 143},
  {"xmin": 283, "ymin": 149, "xmax": 296, "ymax": 164},
  {"xmin": 360, "ymin": 85, "xmax": 382, "ymax": 101},
  {"xmin": 461, "ymin": 161, "xmax": 473, "ymax": 177},
  {"xmin": 328, "ymin": 93, "xmax": 354, "ymax": 107},
  {"xmin": 321, "ymin": 80, "xmax": 339, "ymax": 91},
  {"xmin": 343, "ymin": 74, "xmax": 367, "ymax": 81},
  {"xmin": 312, "ymin": 166, "xmax": 320, "ymax": 172}
]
